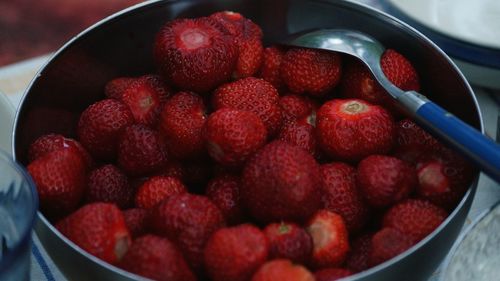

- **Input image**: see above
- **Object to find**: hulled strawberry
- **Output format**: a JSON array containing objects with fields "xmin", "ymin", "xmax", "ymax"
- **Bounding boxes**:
[
  {"xmin": 149, "ymin": 193, "xmax": 225, "ymax": 270},
  {"xmin": 357, "ymin": 155, "xmax": 417, "ymax": 208},
  {"xmin": 86, "ymin": 164, "xmax": 133, "ymax": 209},
  {"xmin": 122, "ymin": 208, "xmax": 148, "ymax": 239},
  {"xmin": 393, "ymin": 119, "xmax": 442, "ymax": 164},
  {"xmin": 119, "ymin": 235, "xmax": 196, "ymax": 281},
  {"xmin": 316, "ymin": 99, "xmax": 395, "ymax": 162},
  {"xmin": 154, "ymin": 17, "xmax": 237, "ymax": 93},
  {"xmin": 345, "ymin": 233, "xmax": 373, "ymax": 273},
  {"xmin": 278, "ymin": 121, "xmax": 318, "ymax": 157},
  {"xmin": 279, "ymin": 94, "xmax": 316, "ymax": 125},
  {"xmin": 259, "ymin": 46, "xmax": 286, "ymax": 91},
  {"xmin": 241, "ymin": 141, "xmax": 322, "ymax": 223},
  {"xmin": 212, "ymin": 77, "xmax": 282, "ymax": 136},
  {"xmin": 135, "ymin": 176, "xmax": 187, "ymax": 209},
  {"xmin": 77, "ymin": 99, "xmax": 134, "ymax": 160},
  {"xmin": 263, "ymin": 222, "xmax": 313, "ymax": 264},
  {"xmin": 159, "ymin": 91, "xmax": 207, "ymax": 159},
  {"xmin": 27, "ymin": 147, "xmax": 87, "ymax": 217},
  {"xmin": 280, "ymin": 48, "xmax": 342, "ymax": 97},
  {"xmin": 306, "ymin": 210, "xmax": 350, "ymax": 268},
  {"xmin": 321, "ymin": 162, "xmax": 369, "ymax": 232},
  {"xmin": 369, "ymin": 228, "xmax": 415, "ymax": 266},
  {"xmin": 204, "ymin": 108, "xmax": 267, "ymax": 166},
  {"xmin": 314, "ymin": 268, "xmax": 353, "ymax": 281},
  {"xmin": 204, "ymin": 224, "xmax": 269, "ymax": 281},
  {"xmin": 105, "ymin": 77, "xmax": 135, "ymax": 100},
  {"xmin": 206, "ymin": 174, "xmax": 244, "ymax": 224},
  {"xmin": 56, "ymin": 203, "xmax": 131, "ymax": 264},
  {"xmin": 383, "ymin": 199, "xmax": 447, "ymax": 241},
  {"xmin": 251, "ymin": 259, "xmax": 315, "ymax": 281},
  {"xmin": 117, "ymin": 124, "xmax": 168, "ymax": 176}
]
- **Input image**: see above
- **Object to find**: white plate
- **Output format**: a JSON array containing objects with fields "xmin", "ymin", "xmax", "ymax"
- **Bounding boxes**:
[{"xmin": 0, "ymin": 90, "xmax": 15, "ymax": 155}]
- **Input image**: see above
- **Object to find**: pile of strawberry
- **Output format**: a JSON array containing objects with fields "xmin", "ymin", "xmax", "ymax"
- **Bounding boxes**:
[{"xmin": 26, "ymin": 11, "xmax": 474, "ymax": 281}]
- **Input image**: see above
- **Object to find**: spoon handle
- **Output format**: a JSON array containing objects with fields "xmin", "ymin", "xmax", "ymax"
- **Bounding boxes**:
[{"xmin": 414, "ymin": 100, "xmax": 500, "ymax": 183}]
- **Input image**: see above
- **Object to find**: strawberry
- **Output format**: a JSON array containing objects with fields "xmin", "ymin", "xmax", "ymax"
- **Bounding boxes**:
[
  {"xmin": 340, "ymin": 49, "xmax": 420, "ymax": 112},
  {"xmin": 393, "ymin": 119, "xmax": 442, "ymax": 164},
  {"xmin": 204, "ymin": 108, "xmax": 267, "ymax": 166},
  {"xmin": 210, "ymin": 11, "xmax": 264, "ymax": 78},
  {"xmin": 280, "ymin": 48, "xmax": 342, "ymax": 97},
  {"xmin": 135, "ymin": 176, "xmax": 187, "ymax": 209},
  {"xmin": 251, "ymin": 259, "xmax": 315, "ymax": 281},
  {"xmin": 27, "ymin": 147, "xmax": 87, "ymax": 217},
  {"xmin": 382, "ymin": 199, "xmax": 447, "ymax": 241},
  {"xmin": 77, "ymin": 99, "xmax": 134, "ymax": 160},
  {"xmin": 345, "ymin": 233, "xmax": 372, "ymax": 273},
  {"xmin": 278, "ymin": 121, "xmax": 318, "ymax": 157},
  {"xmin": 28, "ymin": 133, "xmax": 92, "ymax": 169},
  {"xmin": 117, "ymin": 124, "xmax": 168, "ymax": 176},
  {"xmin": 105, "ymin": 77, "xmax": 135, "ymax": 100},
  {"xmin": 314, "ymin": 268, "xmax": 353, "ymax": 281},
  {"xmin": 159, "ymin": 91, "xmax": 207, "ymax": 159},
  {"xmin": 212, "ymin": 77, "xmax": 282, "ymax": 136},
  {"xmin": 279, "ymin": 94, "xmax": 316, "ymax": 125},
  {"xmin": 149, "ymin": 193, "xmax": 225, "ymax": 270},
  {"xmin": 119, "ymin": 235, "xmax": 196, "ymax": 281},
  {"xmin": 206, "ymin": 174, "xmax": 244, "ymax": 224},
  {"xmin": 204, "ymin": 224, "xmax": 269, "ymax": 281},
  {"xmin": 122, "ymin": 208, "xmax": 148, "ymax": 239},
  {"xmin": 306, "ymin": 210, "xmax": 350, "ymax": 268},
  {"xmin": 86, "ymin": 164, "xmax": 133, "ymax": 209},
  {"xmin": 161, "ymin": 161, "xmax": 186, "ymax": 180},
  {"xmin": 263, "ymin": 222, "xmax": 313, "ymax": 264},
  {"xmin": 259, "ymin": 46, "xmax": 286, "ymax": 91},
  {"xmin": 56, "ymin": 203, "xmax": 131, "ymax": 264},
  {"xmin": 316, "ymin": 99, "xmax": 395, "ymax": 162},
  {"xmin": 321, "ymin": 162, "xmax": 369, "ymax": 232},
  {"xmin": 369, "ymin": 228, "xmax": 415, "ymax": 266},
  {"xmin": 357, "ymin": 155, "xmax": 417, "ymax": 208},
  {"xmin": 120, "ymin": 75, "xmax": 172, "ymax": 127},
  {"xmin": 241, "ymin": 141, "xmax": 322, "ymax": 223},
  {"xmin": 154, "ymin": 17, "xmax": 237, "ymax": 93},
  {"xmin": 415, "ymin": 148, "xmax": 474, "ymax": 210}
]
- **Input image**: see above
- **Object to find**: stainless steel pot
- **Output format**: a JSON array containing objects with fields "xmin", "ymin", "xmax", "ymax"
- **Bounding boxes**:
[{"xmin": 12, "ymin": 0, "xmax": 482, "ymax": 280}]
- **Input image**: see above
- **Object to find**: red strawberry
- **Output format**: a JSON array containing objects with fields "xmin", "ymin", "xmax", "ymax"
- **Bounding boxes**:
[
  {"xmin": 251, "ymin": 259, "xmax": 315, "ymax": 281},
  {"xmin": 149, "ymin": 193, "xmax": 225, "ymax": 270},
  {"xmin": 345, "ymin": 233, "xmax": 372, "ymax": 272},
  {"xmin": 316, "ymin": 99, "xmax": 395, "ymax": 162},
  {"xmin": 159, "ymin": 91, "xmax": 207, "ymax": 159},
  {"xmin": 204, "ymin": 224, "xmax": 269, "ymax": 281},
  {"xmin": 210, "ymin": 11, "xmax": 264, "ymax": 78},
  {"xmin": 28, "ymin": 133, "xmax": 92, "ymax": 169},
  {"xmin": 122, "ymin": 208, "xmax": 148, "ymax": 239},
  {"xmin": 306, "ymin": 210, "xmax": 350, "ymax": 268},
  {"xmin": 341, "ymin": 49, "xmax": 420, "ymax": 111},
  {"xmin": 120, "ymin": 75, "xmax": 172, "ymax": 127},
  {"xmin": 393, "ymin": 119, "xmax": 442, "ymax": 164},
  {"xmin": 280, "ymin": 48, "xmax": 342, "ymax": 97},
  {"xmin": 415, "ymin": 148, "xmax": 474, "ymax": 210},
  {"xmin": 56, "ymin": 203, "xmax": 131, "ymax": 264},
  {"xmin": 314, "ymin": 268, "xmax": 353, "ymax": 281},
  {"xmin": 27, "ymin": 147, "xmax": 86, "ymax": 217},
  {"xmin": 117, "ymin": 124, "xmax": 168, "ymax": 176},
  {"xmin": 105, "ymin": 77, "xmax": 135, "ymax": 100},
  {"xmin": 369, "ymin": 228, "xmax": 415, "ymax": 266},
  {"xmin": 383, "ymin": 199, "xmax": 447, "ymax": 241},
  {"xmin": 161, "ymin": 161, "xmax": 186, "ymax": 180},
  {"xmin": 263, "ymin": 222, "xmax": 313, "ymax": 264},
  {"xmin": 119, "ymin": 235, "xmax": 196, "ymax": 281},
  {"xmin": 279, "ymin": 94, "xmax": 316, "ymax": 125},
  {"xmin": 135, "ymin": 176, "xmax": 187, "ymax": 209},
  {"xmin": 206, "ymin": 174, "xmax": 244, "ymax": 224},
  {"xmin": 357, "ymin": 155, "xmax": 417, "ymax": 208},
  {"xmin": 259, "ymin": 46, "xmax": 286, "ymax": 91},
  {"xmin": 212, "ymin": 77, "xmax": 282, "ymax": 136},
  {"xmin": 154, "ymin": 17, "xmax": 237, "ymax": 93},
  {"xmin": 204, "ymin": 108, "xmax": 267, "ymax": 166},
  {"xmin": 278, "ymin": 121, "xmax": 318, "ymax": 157},
  {"xmin": 86, "ymin": 164, "xmax": 133, "ymax": 209},
  {"xmin": 77, "ymin": 99, "xmax": 134, "ymax": 160},
  {"xmin": 241, "ymin": 141, "xmax": 322, "ymax": 223},
  {"xmin": 321, "ymin": 162, "xmax": 369, "ymax": 232}
]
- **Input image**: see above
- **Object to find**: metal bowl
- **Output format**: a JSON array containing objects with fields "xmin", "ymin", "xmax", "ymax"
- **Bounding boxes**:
[{"xmin": 12, "ymin": 0, "xmax": 482, "ymax": 280}]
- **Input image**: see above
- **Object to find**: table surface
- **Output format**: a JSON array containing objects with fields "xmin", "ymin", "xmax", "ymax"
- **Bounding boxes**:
[{"xmin": 0, "ymin": 0, "xmax": 499, "ymax": 280}]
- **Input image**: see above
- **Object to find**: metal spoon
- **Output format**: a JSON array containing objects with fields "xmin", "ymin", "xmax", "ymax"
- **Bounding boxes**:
[{"xmin": 282, "ymin": 29, "xmax": 500, "ymax": 182}]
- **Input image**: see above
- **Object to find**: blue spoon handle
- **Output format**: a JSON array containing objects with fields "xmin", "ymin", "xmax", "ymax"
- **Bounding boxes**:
[{"xmin": 414, "ymin": 101, "xmax": 500, "ymax": 183}]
